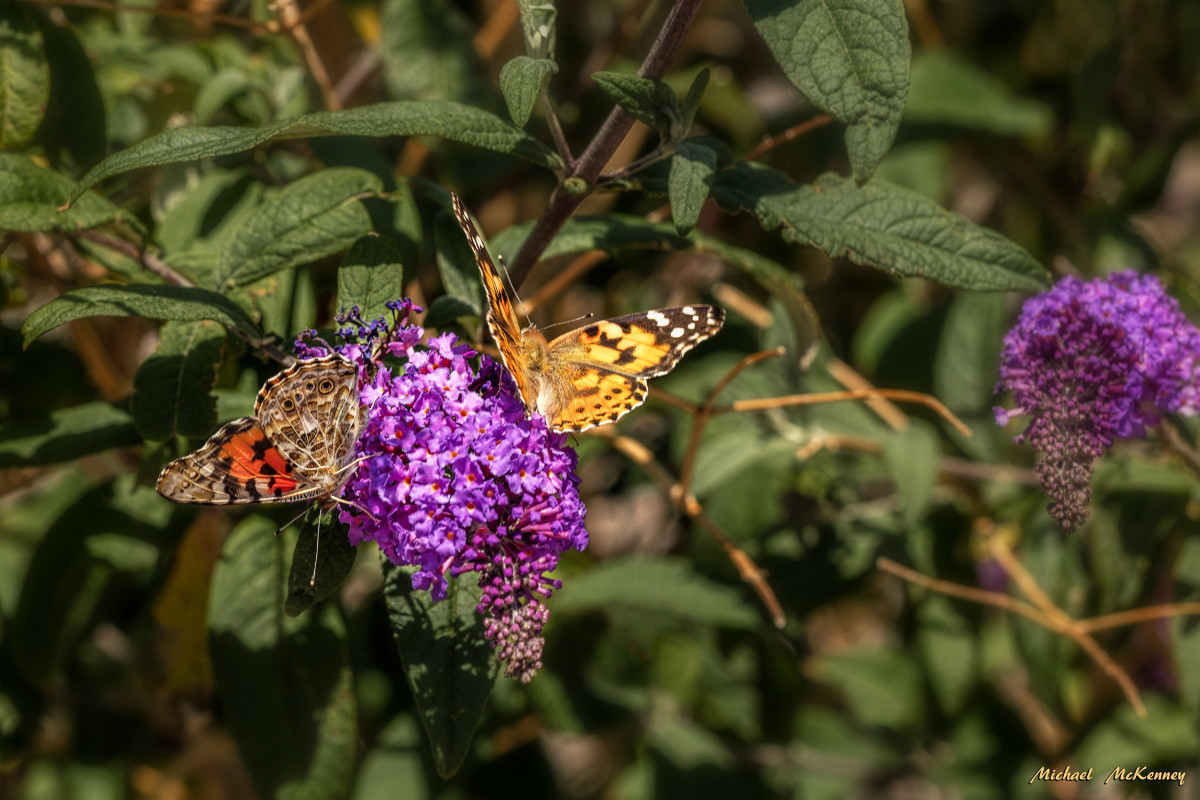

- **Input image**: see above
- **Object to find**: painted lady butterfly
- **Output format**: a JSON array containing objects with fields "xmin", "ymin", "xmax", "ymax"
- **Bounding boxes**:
[
  {"xmin": 156, "ymin": 354, "xmax": 362, "ymax": 509},
  {"xmin": 452, "ymin": 193, "xmax": 725, "ymax": 432}
]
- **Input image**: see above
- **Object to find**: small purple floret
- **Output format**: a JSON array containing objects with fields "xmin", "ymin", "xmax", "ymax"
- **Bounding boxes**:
[
  {"xmin": 995, "ymin": 271, "xmax": 1200, "ymax": 531},
  {"xmin": 296, "ymin": 300, "xmax": 588, "ymax": 681}
]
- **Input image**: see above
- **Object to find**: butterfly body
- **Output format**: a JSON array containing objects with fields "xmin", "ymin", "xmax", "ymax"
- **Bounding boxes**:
[
  {"xmin": 451, "ymin": 193, "xmax": 725, "ymax": 432},
  {"xmin": 156, "ymin": 354, "xmax": 362, "ymax": 508}
]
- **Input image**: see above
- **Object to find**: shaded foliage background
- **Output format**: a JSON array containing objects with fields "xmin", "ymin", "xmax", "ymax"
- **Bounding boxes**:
[{"xmin": 3, "ymin": 0, "xmax": 1200, "ymax": 798}]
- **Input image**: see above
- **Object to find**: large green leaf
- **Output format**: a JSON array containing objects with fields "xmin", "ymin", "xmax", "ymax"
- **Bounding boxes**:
[
  {"xmin": 337, "ymin": 235, "xmax": 407, "ymax": 323},
  {"xmin": 209, "ymin": 517, "xmax": 358, "ymax": 800},
  {"xmin": 129, "ymin": 320, "xmax": 225, "ymax": 442},
  {"xmin": 35, "ymin": 13, "xmax": 106, "ymax": 171},
  {"xmin": 381, "ymin": 559, "xmax": 497, "ymax": 778},
  {"xmin": 551, "ymin": 558, "xmax": 760, "ymax": 628},
  {"xmin": 71, "ymin": 101, "xmax": 562, "ymax": 201},
  {"xmin": 0, "ymin": 402, "xmax": 139, "ymax": 467},
  {"xmin": 906, "ymin": 50, "xmax": 1052, "ymax": 137},
  {"xmin": 0, "ymin": 153, "xmax": 134, "ymax": 233},
  {"xmin": 711, "ymin": 165, "xmax": 1049, "ymax": 291},
  {"xmin": 0, "ymin": 5, "xmax": 50, "ymax": 150},
  {"xmin": 915, "ymin": 596, "xmax": 977, "ymax": 717},
  {"xmin": 214, "ymin": 168, "xmax": 382, "ymax": 290},
  {"xmin": 744, "ymin": 0, "xmax": 910, "ymax": 182},
  {"xmin": 22, "ymin": 284, "xmax": 263, "ymax": 347},
  {"xmin": 378, "ymin": 0, "xmax": 486, "ymax": 106}
]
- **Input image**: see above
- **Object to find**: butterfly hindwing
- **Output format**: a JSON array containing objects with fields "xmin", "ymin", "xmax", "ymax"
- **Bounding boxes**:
[{"xmin": 156, "ymin": 417, "xmax": 304, "ymax": 504}]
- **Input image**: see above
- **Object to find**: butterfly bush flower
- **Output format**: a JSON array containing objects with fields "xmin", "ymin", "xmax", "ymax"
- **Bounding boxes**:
[
  {"xmin": 995, "ymin": 271, "xmax": 1200, "ymax": 531},
  {"xmin": 296, "ymin": 300, "xmax": 588, "ymax": 681}
]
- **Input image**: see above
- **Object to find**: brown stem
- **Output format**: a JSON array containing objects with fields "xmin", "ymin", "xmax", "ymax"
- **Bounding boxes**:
[
  {"xmin": 1079, "ymin": 602, "xmax": 1200, "ymax": 633},
  {"xmin": 722, "ymin": 389, "xmax": 972, "ymax": 438},
  {"xmin": 272, "ymin": 0, "xmax": 340, "ymax": 110},
  {"xmin": 678, "ymin": 348, "xmax": 785, "ymax": 499},
  {"xmin": 591, "ymin": 427, "xmax": 787, "ymax": 628},
  {"xmin": 742, "ymin": 115, "xmax": 833, "ymax": 162},
  {"xmin": 507, "ymin": 0, "xmax": 703, "ymax": 288},
  {"xmin": 983, "ymin": 532, "xmax": 1146, "ymax": 717},
  {"xmin": 1155, "ymin": 419, "xmax": 1200, "ymax": 480},
  {"xmin": 73, "ymin": 231, "xmax": 295, "ymax": 366}
]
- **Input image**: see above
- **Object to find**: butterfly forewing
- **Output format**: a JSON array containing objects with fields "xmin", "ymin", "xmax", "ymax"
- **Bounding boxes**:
[
  {"xmin": 551, "ymin": 306, "xmax": 726, "ymax": 379},
  {"xmin": 450, "ymin": 194, "xmax": 538, "ymax": 405},
  {"xmin": 451, "ymin": 192, "xmax": 726, "ymax": 433}
]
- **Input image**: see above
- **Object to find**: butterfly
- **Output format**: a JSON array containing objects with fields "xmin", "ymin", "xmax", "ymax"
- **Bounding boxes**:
[
  {"xmin": 451, "ymin": 193, "xmax": 725, "ymax": 432},
  {"xmin": 156, "ymin": 354, "xmax": 363, "ymax": 510}
]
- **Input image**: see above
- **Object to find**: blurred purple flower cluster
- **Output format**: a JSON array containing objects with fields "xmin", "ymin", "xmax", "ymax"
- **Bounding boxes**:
[
  {"xmin": 296, "ymin": 300, "xmax": 588, "ymax": 681},
  {"xmin": 995, "ymin": 271, "xmax": 1200, "ymax": 531}
]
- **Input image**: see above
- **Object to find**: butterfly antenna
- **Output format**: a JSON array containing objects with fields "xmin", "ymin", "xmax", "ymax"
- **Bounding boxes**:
[
  {"xmin": 273, "ymin": 506, "xmax": 309, "ymax": 537},
  {"xmin": 540, "ymin": 312, "xmax": 595, "ymax": 335},
  {"xmin": 495, "ymin": 254, "xmax": 535, "ymax": 328},
  {"xmin": 310, "ymin": 511, "xmax": 322, "ymax": 587}
]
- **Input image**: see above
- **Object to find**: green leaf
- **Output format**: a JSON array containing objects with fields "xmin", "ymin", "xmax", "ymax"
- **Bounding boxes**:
[
  {"xmin": 423, "ymin": 295, "xmax": 481, "ymax": 330},
  {"xmin": 0, "ymin": 153, "xmax": 134, "ymax": 233},
  {"xmin": 337, "ymin": 235, "xmax": 407, "ymax": 323},
  {"xmin": 35, "ymin": 14, "xmax": 106, "ymax": 172},
  {"xmin": 0, "ymin": 403, "xmax": 139, "ymax": 467},
  {"xmin": 882, "ymin": 420, "xmax": 939, "ymax": 526},
  {"xmin": 154, "ymin": 168, "xmax": 260, "ymax": 256},
  {"xmin": 551, "ymin": 558, "xmax": 760, "ymax": 628},
  {"xmin": 434, "ymin": 208, "xmax": 484, "ymax": 316},
  {"xmin": 745, "ymin": 0, "xmax": 910, "ymax": 182},
  {"xmin": 647, "ymin": 714, "xmax": 735, "ymax": 769},
  {"xmin": 667, "ymin": 141, "xmax": 717, "ymax": 235},
  {"xmin": 499, "ymin": 56, "xmax": 556, "ymax": 127},
  {"xmin": 71, "ymin": 101, "xmax": 562, "ymax": 201},
  {"xmin": 1074, "ymin": 694, "xmax": 1199, "ymax": 767},
  {"xmin": 22, "ymin": 284, "xmax": 263, "ymax": 348},
  {"xmin": 934, "ymin": 292, "xmax": 1005, "ymax": 414},
  {"xmin": 130, "ymin": 321, "xmax": 226, "ymax": 442},
  {"xmin": 214, "ymin": 168, "xmax": 381, "ymax": 290},
  {"xmin": 285, "ymin": 512, "xmax": 358, "ymax": 618},
  {"xmin": 592, "ymin": 71, "xmax": 669, "ymax": 129},
  {"xmin": 7, "ymin": 476, "xmax": 175, "ymax": 685},
  {"xmin": 0, "ymin": 5, "xmax": 50, "ymax": 150},
  {"xmin": 352, "ymin": 716, "xmax": 429, "ymax": 800},
  {"xmin": 711, "ymin": 166, "xmax": 1050, "ymax": 291},
  {"xmin": 906, "ymin": 50, "xmax": 1053, "ymax": 137},
  {"xmin": 592, "ymin": 70, "xmax": 690, "ymax": 141},
  {"xmin": 516, "ymin": 0, "xmax": 557, "ymax": 59},
  {"xmin": 813, "ymin": 647, "xmax": 923, "ymax": 730},
  {"xmin": 916, "ymin": 596, "xmax": 977, "ymax": 716},
  {"xmin": 381, "ymin": 558, "xmax": 497, "ymax": 778},
  {"xmin": 379, "ymin": 0, "xmax": 486, "ymax": 106},
  {"xmin": 209, "ymin": 517, "xmax": 358, "ymax": 800}
]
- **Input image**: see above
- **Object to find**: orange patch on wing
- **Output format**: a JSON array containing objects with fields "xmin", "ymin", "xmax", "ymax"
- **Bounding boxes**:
[{"xmin": 220, "ymin": 427, "xmax": 295, "ymax": 486}]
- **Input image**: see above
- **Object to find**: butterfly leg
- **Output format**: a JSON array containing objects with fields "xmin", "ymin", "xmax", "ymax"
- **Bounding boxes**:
[{"xmin": 328, "ymin": 494, "xmax": 379, "ymax": 521}]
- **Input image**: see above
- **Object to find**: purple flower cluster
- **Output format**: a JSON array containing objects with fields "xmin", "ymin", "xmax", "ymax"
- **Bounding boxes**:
[
  {"xmin": 995, "ymin": 271, "xmax": 1200, "ymax": 531},
  {"xmin": 296, "ymin": 301, "xmax": 588, "ymax": 681}
]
